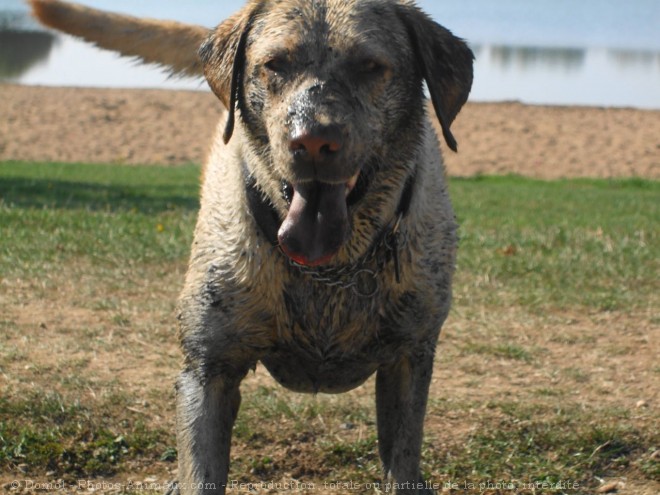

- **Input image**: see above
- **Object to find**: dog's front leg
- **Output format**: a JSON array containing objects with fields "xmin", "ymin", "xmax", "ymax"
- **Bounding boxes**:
[
  {"xmin": 376, "ymin": 348, "xmax": 436, "ymax": 494},
  {"xmin": 174, "ymin": 369, "xmax": 242, "ymax": 495}
]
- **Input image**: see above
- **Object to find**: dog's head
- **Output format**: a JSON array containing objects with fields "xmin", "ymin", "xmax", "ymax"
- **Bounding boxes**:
[{"xmin": 200, "ymin": 0, "xmax": 473, "ymax": 266}]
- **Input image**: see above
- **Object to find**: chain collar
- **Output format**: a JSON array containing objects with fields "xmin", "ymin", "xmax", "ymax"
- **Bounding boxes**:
[
  {"xmin": 288, "ymin": 212, "xmax": 407, "ymax": 297},
  {"xmin": 245, "ymin": 169, "xmax": 416, "ymax": 297}
]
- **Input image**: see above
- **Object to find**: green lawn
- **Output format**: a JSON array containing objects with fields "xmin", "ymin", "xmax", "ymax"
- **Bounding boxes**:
[
  {"xmin": 0, "ymin": 162, "xmax": 199, "ymax": 275},
  {"xmin": 2, "ymin": 161, "xmax": 657, "ymax": 312}
]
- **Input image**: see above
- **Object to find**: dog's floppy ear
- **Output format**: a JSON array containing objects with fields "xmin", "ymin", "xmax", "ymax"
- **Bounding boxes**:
[
  {"xmin": 396, "ymin": 5, "xmax": 474, "ymax": 152},
  {"xmin": 199, "ymin": 1, "xmax": 264, "ymax": 144}
]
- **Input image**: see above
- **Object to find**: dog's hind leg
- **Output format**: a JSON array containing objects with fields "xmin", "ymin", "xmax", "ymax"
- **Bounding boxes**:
[
  {"xmin": 376, "ymin": 349, "xmax": 437, "ymax": 494},
  {"xmin": 174, "ymin": 370, "xmax": 242, "ymax": 495}
]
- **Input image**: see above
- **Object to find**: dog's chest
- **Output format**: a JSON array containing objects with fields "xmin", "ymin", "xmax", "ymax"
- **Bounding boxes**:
[
  {"xmin": 279, "ymin": 281, "xmax": 384, "ymax": 356},
  {"xmin": 259, "ymin": 279, "xmax": 415, "ymax": 394}
]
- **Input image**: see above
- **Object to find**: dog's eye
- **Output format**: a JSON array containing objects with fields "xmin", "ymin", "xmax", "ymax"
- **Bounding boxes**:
[
  {"xmin": 357, "ymin": 58, "xmax": 388, "ymax": 78},
  {"xmin": 264, "ymin": 56, "xmax": 288, "ymax": 74},
  {"xmin": 363, "ymin": 60, "xmax": 383, "ymax": 73}
]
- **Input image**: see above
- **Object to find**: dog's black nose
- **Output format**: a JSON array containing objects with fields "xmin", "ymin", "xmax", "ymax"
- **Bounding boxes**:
[{"xmin": 289, "ymin": 123, "xmax": 343, "ymax": 163}]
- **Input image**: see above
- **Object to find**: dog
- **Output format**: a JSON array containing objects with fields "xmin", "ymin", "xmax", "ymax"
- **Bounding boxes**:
[{"xmin": 30, "ymin": 1, "xmax": 473, "ymax": 493}]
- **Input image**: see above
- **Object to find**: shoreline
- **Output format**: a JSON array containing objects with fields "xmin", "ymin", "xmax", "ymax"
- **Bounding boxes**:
[
  {"xmin": 1, "ymin": 83, "xmax": 658, "ymax": 179},
  {"xmin": 11, "ymin": 81, "xmax": 660, "ymax": 112}
]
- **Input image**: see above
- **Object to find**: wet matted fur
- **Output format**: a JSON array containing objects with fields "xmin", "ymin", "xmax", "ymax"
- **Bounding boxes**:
[{"xmin": 30, "ymin": 1, "xmax": 473, "ymax": 493}]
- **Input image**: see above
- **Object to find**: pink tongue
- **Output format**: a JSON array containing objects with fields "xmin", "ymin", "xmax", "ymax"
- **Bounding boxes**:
[{"xmin": 277, "ymin": 182, "xmax": 350, "ymax": 266}]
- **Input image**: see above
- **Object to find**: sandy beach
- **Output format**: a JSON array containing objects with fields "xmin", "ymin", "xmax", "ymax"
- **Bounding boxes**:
[{"xmin": 1, "ymin": 83, "xmax": 658, "ymax": 179}]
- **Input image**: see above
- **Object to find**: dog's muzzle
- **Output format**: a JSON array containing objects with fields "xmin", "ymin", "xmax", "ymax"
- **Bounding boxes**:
[{"xmin": 278, "ymin": 121, "xmax": 359, "ymax": 266}]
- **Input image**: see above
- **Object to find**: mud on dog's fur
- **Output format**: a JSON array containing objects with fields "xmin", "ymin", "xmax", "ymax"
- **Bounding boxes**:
[{"xmin": 31, "ymin": 1, "xmax": 473, "ymax": 493}]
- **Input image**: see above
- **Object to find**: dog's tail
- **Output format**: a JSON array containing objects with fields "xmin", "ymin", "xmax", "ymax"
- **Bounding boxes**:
[{"xmin": 29, "ymin": 0, "xmax": 208, "ymax": 77}]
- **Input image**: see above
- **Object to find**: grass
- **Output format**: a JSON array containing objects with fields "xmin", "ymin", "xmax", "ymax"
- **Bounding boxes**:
[
  {"xmin": 2, "ymin": 387, "xmax": 656, "ymax": 492},
  {"xmin": 1, "ymin": 161, "xmax": 658, "ymax": 492},
  {"xmin": 461, "ymin": 342, "xmax": 534, "ymax": 362},
  {"xmin": 451, "ymin": 175, "xmax": 659, "ymax": 313},
  {"xmin": 1, "ymin": 163, "xmax": 658, "ymax": 314},
  {"xmin": 0, "ymin": 161, "xmax": 199, "ymax": 277},
  {"xmin": 425, "ymin": 403, "xmax": 656, "ymax": 489},
  {"xmin": 0, "ymin": 391, "xmax": 173, "ymax": 477}
]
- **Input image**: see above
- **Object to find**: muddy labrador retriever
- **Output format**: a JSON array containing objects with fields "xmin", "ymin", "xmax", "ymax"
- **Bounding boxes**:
[{"xmin": 30, "ymin": 0, "xmax": 473, "ymax": 493}]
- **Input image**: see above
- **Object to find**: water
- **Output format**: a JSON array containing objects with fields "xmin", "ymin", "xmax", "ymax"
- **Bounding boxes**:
[{"xmin": 1, "ymin": 0, "xmax": 659, "ymax": 109}]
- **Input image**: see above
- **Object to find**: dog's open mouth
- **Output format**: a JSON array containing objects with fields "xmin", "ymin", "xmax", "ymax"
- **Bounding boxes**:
[{"xmin": 278, "ymin": 172, "xmax": 362, "ymax": 266}]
